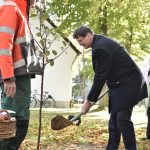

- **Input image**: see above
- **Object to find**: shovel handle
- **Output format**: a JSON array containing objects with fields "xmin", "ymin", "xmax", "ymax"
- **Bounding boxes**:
[
  {"xmin": 70, "ymin": 113, "xmax": 81, "ymax": 122},
  {"xmin": 98, "ymin": 88, "xmax": 109, "ymax": 100},
  {"xmin": 70, "ymin": 89, "xmax": 109, "ymax": 122}
]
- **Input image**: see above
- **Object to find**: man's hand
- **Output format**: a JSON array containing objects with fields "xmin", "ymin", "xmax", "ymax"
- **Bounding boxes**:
[
  {"xmin": 81, "ymin": 100, "xmax": 93, "ymax": 115},
  {"xmin": 4, "ymin": 81, "xmax": 16, "ymax": 98}
]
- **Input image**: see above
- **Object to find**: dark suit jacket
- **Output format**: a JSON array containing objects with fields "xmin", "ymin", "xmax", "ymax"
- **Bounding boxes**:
[{"xmin": 87, "ymin": 34, "xmax": 148, "ymax": 113}]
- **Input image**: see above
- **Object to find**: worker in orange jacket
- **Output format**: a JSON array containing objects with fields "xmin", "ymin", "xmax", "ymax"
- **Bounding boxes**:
[{"xmin": 0, "ymin": 0, "xmax": 42, "ymax": 149}]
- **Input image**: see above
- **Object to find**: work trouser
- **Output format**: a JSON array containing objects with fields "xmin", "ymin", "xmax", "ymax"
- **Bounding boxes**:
[
  {"xmin": 106, "ymin": 108, "xmax": 137, "ymax": 150},
  {"xmin": 0, "ymin": 75, "xmax": 31, "ymax": 150}
]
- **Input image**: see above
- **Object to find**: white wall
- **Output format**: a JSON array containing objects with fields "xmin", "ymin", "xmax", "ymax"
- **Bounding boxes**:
[
  {"xmin": 31, "ymin": 47, "xmax": 76, "ymax": 103},
  {"xmin": 30, "ymin": 17, "xmax": 79, "ymax": 107}
]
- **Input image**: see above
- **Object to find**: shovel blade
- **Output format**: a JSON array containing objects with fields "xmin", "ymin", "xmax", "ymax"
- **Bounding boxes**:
[{"xmin": 51, "ymin": 115, "xmax": 73, "ymax": 130}]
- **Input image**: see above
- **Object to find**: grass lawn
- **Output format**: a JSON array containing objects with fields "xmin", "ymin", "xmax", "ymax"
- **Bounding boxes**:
[{"xmin": 19, "ymin": 106, "xmax": 150, "ymax": 150}]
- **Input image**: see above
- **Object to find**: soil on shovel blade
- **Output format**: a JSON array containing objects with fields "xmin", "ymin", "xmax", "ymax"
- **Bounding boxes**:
[{"xmin": 51, "ymin": 115, "xmax": 73, "ymax": 130}]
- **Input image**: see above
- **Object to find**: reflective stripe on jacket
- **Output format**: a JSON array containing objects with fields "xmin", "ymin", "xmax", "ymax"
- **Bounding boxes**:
[{"xmin": 0, "ymin": 0, "xmax": 42, "ymax": 83}]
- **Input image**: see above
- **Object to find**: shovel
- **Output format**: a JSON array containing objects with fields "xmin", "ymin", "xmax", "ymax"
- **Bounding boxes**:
[
  {"xmin": 51, "ymin": 113, "xmax": 81, "ymax": 130},
  {"xmin": 51, "ymin": 88, "xmax": 109, "ymax": 130}
]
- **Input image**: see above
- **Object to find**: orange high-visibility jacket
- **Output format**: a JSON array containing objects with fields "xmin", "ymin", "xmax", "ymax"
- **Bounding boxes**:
[{"xmin": 0, "ymin": 0, "xmax": 42, "ymax": 83}]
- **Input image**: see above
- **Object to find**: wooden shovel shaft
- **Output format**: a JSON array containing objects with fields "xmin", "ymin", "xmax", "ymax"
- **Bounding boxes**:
[{"xmin": 98, "ymin": 88, "xmax": 109, "ymax": 100}]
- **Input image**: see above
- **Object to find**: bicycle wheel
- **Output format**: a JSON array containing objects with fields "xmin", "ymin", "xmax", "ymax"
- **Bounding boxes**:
[
  {"xmin": 44, "ymin": 98, "xmax": 55, "ymax": 108},
  {"xmin": 30, "ymin": 97, "xmax": 37, "ymax": 108}
]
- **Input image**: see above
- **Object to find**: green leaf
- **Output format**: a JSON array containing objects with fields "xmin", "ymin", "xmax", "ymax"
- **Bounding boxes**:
[
  {"xmin": 52, "ymin": 50, "xmax": 57, "ymax": 55},
  {"xmin": 40, "ymin": 40, "xmax": 45, "ymax": 47},
  {"xmin": 49, "ymin": 59, "xmax": 54, "ymax": 66},
  {"xmin": 62, "ymin": 41, "xmax": 67, "ymax": 46},
  {"xmin": 30, "ymin": 14, "xmax": 37, "ymax": 18},
  {"xmin": 45, "ymin": 50, "xmax": 50, "ymax": 56},
  {"xmin": 38, "ymin": 51, "xmax": 44, "ymax": 58},
  {"xmin": 36, "ymin": 32, "xmax": 41, "ymax": 37}
]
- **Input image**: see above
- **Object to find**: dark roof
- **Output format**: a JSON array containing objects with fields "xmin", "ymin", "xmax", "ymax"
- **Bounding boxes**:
[{"xmin": 47, "ymin": 18, "xmax": 81, "ymax": 55}]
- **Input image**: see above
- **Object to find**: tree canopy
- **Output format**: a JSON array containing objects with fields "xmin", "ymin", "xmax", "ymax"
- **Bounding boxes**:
[{"xmin": 46, "ymin": 0, "xmax": 150, "ymax": 60}]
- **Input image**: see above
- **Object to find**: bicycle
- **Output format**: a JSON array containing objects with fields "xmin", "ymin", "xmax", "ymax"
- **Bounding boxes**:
[{"xmin": 30, "ymin": 90, "xmax": 55, "ymax": 108}]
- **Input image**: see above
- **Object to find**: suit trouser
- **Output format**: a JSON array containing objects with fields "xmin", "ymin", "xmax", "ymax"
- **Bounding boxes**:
[
  {"xmin": 0, "ymin": 75, "xmax": 31, "ymax": 150},
  {"xmin": 147, "ymin": 107, "xmax": 150, "ymax": 139},
  {"xmin": 106, "ymin": 108, "xmax": 137, "ymax": 150}
]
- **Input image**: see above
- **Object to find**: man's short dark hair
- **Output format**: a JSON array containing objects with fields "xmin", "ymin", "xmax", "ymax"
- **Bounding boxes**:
[{"xmin": 73, "ymin": 25, "xmax": 93, "ymax": 39}]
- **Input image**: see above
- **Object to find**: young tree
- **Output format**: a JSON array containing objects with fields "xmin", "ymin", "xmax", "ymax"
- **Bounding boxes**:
[{"xmin": 31, "ymin": 2, "xmax": 72, "ymax": 149}]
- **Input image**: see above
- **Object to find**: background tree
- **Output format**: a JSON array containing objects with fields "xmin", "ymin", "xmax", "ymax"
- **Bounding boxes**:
[
  {"xmin": 87, "ymin": 0, "xmax": 150, "ymax": 60},
  {"xmin": 46, "ymin": 0, "xmax": 150, "ymax": 83},
  {"xmin": 45, "ymin": 0, "xmax": 150, "ymax": 60},
  {"xmin": 31, "ymin": 2, "xmax": 71, "ymax": 149}
]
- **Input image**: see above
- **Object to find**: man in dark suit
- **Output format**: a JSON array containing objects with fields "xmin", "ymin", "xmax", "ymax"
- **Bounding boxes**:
[{"xmin": 73, "ymin": 25, "xmax": 148, "ymax": 150}]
